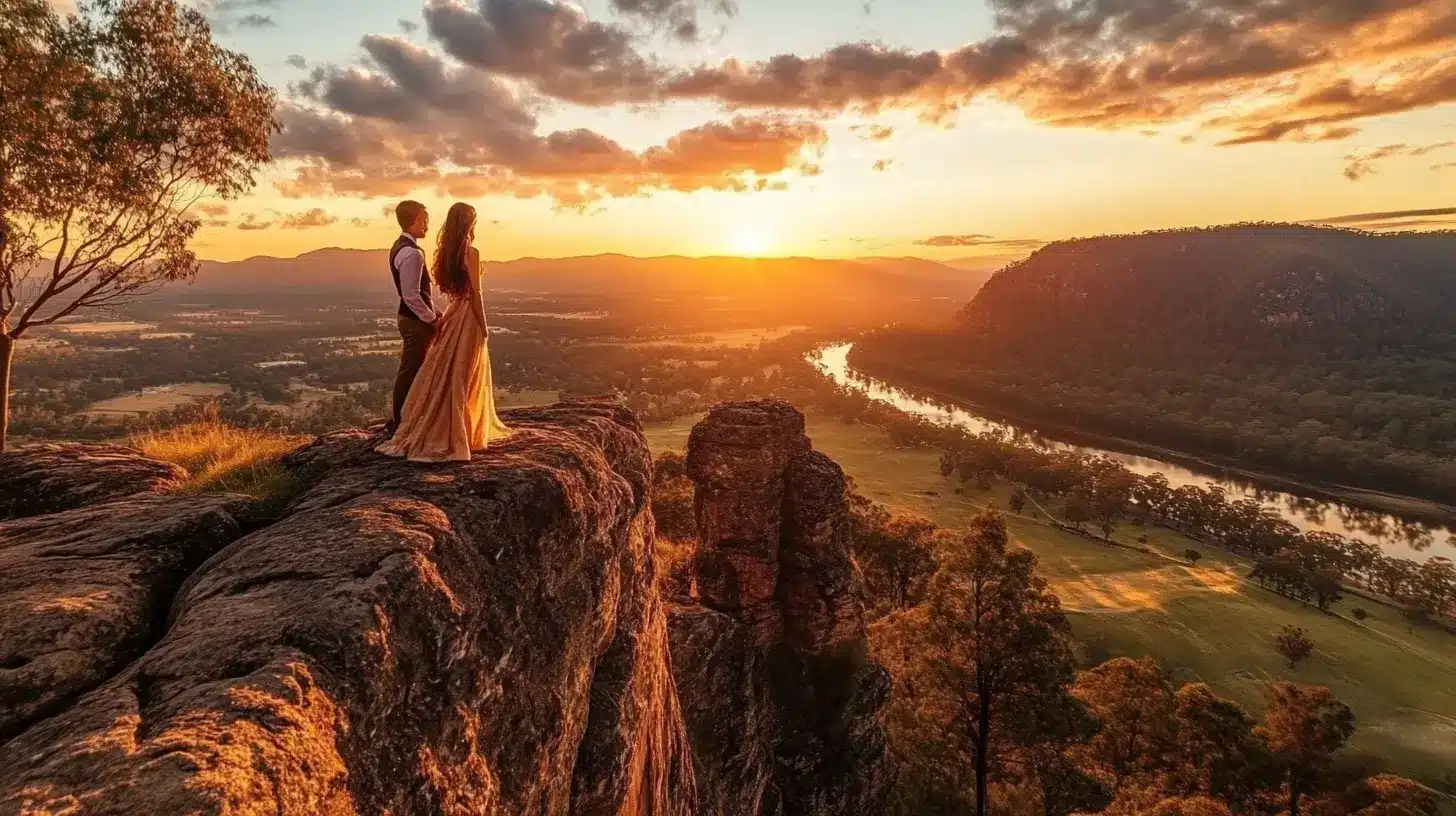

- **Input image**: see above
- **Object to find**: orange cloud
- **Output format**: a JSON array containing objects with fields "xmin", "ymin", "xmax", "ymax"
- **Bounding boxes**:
[{"xmin": 278, "ymin": 208, "xmax": 340, "ymax": 229}]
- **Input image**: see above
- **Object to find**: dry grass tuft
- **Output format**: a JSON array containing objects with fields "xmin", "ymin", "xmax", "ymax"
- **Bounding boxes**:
[{"xmin": 131, "ymin": 422, "xmax": 307, "ymax": 511}]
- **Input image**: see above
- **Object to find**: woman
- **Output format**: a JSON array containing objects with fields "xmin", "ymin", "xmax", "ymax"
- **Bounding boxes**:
[{"xmin": 378, "ymin": 202, "xmax": 511, "ymax": 462}]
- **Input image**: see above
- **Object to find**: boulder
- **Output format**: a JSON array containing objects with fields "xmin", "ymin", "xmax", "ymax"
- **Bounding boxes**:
[
  {"xmin": 0, "ymin": 400, "xmax": 695, "ymax": 816},
  {"xmin": 0, "ymin": 492, "xmax": 255, "ymax": 742},
  {"xmin": 671, "ymin": 399, "xmax": 893, "ymax": 816},
  {"xmin": 0, "ymin": 443, "xmax": 185, "ymax": 521}
]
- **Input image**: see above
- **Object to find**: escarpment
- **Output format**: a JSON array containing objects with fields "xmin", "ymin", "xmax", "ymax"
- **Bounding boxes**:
[
  {"xmin": 0, "ymin": 400, "xmax": 695, "ymax": 815},
  {"xmin": 671, "ymin": 400, "xmax": 893, "ymax": 816},
  {"xmin": 0, "ymin": 398, "xmax": 888, "ymax": 815}
]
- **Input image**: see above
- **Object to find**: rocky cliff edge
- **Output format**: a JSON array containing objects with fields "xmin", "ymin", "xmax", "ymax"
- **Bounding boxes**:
[{"xmin": 0, "ymin": 398, "xmax": 888, "ymax": 815}]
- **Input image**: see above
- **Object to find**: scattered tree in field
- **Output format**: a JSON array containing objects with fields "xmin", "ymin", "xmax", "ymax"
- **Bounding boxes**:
[
  {"xmin": 0, "ymin": 0, "xmax": 276, "ymax": 450},
  {"xmin": 1009, "ymin": 489, "xmax": 1028, "ymax": 515},
  {"xmin": 848, "ymin": 495, "xmax": 940, "ymax": 613},
  {"xmin": 1185, "ymin": 549, "xmax": 1203, "ymax": 565},
  {"xmin": 932, "ymin": 439, "xmax": 1452, "ymax": 622},
  {"xmin": 1257, "ymin": 683, "xmax": 1355, "ymax": 816},
  {"xmin": 1064, "ymin": 490, "xmax": 1093, "ymax": 532},
  {"xmin": 875, "ymin": 510, "xmax": 1089, "ymax": 816},
  {"xmin": 1350, "ymin": 607, "xmax": 1369, "ymax": 621},
  {"xmin": 1275, "ymin": 626, "xmax": 1315, "ymax": 669}
]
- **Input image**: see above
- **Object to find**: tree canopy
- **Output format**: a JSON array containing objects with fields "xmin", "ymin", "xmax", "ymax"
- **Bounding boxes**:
[{"xmin": 0, "ymin": 0, "xmax": 275, "ymax": 448}]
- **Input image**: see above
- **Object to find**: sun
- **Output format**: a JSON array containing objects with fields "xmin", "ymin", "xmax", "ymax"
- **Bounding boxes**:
[{"xmin": 728, "ymin": 225, "xmax": 774, "ymax": 257}]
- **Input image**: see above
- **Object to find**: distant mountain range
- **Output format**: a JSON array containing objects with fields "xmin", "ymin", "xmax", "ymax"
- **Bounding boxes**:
[{"xmin": 180, "ymin": 250, "xmax": 993, "ymax": 306}]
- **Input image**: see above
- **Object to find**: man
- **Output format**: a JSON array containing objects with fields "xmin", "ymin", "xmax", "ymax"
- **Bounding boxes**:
[{"xmin": 387, "ymin": 200, "xmax": 436, "ymax": 435}]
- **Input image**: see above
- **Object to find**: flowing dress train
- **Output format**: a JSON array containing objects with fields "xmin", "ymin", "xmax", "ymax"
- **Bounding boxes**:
[{"xmin": 376, "ymin": 259, "xmax": 510, "ymax": 462}]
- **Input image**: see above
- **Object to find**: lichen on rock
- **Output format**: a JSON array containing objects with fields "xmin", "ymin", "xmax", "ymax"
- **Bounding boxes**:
[{"xmin": 0, "ymin": 443, "xmax": 186, "ymax": 521}]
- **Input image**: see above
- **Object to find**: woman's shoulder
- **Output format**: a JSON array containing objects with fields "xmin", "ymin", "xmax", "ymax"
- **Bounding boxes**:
[{"xmin": 466, "ymin": 245, "xmax": 481, "ymax": 261}]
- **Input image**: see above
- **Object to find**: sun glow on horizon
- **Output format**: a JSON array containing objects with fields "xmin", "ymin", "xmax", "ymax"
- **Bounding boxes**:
[{"xmin": 728, "ymin": 225, "xmax": 776, "ymax": 257}]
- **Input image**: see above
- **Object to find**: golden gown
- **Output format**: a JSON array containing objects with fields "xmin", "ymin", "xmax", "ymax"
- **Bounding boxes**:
[{"xmin": 377, "ymin": 257, "xmax": 510, "ymax": 462}]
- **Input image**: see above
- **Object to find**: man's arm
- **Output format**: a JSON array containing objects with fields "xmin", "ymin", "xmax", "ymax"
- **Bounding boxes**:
[{"xmin": 397, "ymin": 247, "xmax": 437, "ymax": 324}]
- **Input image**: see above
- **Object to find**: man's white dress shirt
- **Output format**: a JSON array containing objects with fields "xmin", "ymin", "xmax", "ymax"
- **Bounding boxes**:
[{"xmin": 396, "ymin": 232, "xmax": 437, "ymax": 324}]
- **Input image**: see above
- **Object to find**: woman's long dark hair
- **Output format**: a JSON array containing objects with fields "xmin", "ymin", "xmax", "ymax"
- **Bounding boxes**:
[{"xmin": 433, "ymin": 202, "xmax": 477, "ymax": 298}]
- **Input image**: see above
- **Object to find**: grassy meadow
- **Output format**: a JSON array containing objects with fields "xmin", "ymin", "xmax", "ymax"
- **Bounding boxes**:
[{"xmin": 645, "ymin": 412, "xmax": 1456, "ymax": 788}]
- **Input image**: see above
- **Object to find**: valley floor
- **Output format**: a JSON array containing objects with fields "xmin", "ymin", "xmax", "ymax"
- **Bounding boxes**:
[{"xmin": 646, "ymin": 412, "xmax": 1456, "ymax": 789}]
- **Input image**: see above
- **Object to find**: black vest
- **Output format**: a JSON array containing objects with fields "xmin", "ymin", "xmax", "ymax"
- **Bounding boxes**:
[{"xmin": 390, "ymin": 235, "xmax": 434, "ymax": 320}]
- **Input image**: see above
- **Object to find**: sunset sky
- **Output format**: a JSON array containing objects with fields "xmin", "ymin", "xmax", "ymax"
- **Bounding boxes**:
[{"xmin": 187, "ymin": 0, "xmax": 1455, "ymax": 261}]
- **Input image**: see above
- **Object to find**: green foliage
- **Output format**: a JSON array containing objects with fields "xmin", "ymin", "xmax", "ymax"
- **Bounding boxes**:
[
  {"xmin": 874, "ymin": 510, "xmax": 1092, "ymax": 816},
  {"xmin": 0, "ymin": 0, "xmax": 276, "ymax": 448},
  {"xmin": 846, "ymin": 490, "xmax": 940, "ymax": 616}
]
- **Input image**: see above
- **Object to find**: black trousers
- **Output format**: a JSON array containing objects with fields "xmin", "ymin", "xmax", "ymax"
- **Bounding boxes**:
[{"xmin": 392, "ymin": 315, "xmax": 435, "ymax": 426}]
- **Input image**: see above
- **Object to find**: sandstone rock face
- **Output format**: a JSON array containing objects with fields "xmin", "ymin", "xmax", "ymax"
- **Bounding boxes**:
[
  {"xmin": 672, "ymin": 399, "xmax": 893, "ymax": 816},
  {"xmin": 0, "ymin": 400, "xmax": 695, "ymax": 816},
  {"xmin": 2, "ymin": 398, "xmax": 889, "ymax": 816},
  {"xmin": 0, "ymin": 443, "xmax": 186, "ymax": 520},
  {"xmin": 0, "ymin": 492, "xmax": 256, "ymax": 742}
]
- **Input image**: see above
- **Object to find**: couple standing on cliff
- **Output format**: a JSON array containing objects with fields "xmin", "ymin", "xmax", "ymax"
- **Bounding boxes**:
[{"xmin": 377, "ymin": 200, "xmax": 511, "ymax": 463}]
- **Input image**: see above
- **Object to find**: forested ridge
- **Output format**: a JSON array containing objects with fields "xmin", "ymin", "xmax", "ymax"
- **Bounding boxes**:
[{"xmin": 854, "ymin": 225, "xmax": 1456, "ymax": 505}]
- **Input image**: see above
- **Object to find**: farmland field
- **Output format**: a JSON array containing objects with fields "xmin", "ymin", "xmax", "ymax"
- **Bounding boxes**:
[{"xmin": 86, "ymin": 383, "xmax": 232, "ymax": 417}]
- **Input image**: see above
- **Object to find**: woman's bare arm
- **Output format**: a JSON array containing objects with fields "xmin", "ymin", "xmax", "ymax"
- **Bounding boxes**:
[{"xmin": 467, "ymin": 247, "xmax": 489, "ymax": 331}]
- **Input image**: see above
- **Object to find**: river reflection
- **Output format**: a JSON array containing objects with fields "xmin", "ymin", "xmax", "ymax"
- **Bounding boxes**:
[{"xmin": 810, "ymin": 343, "xmax": 1454, "ymax": 561}]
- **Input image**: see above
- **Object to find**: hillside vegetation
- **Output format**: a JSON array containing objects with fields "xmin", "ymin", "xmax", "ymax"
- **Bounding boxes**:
[{"xmin": 854, "ymin": 225, "xmax": 1456, "ymax": 504}]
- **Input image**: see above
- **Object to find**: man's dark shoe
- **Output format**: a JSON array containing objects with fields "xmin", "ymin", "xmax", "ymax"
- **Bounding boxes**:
[{"xmin": 383, "ymin": 421, "xmax": 399, "ymax": 437}]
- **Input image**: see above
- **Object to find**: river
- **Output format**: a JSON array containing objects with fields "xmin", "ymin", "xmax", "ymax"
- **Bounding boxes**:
[{"xmin": 810, "ymin": 343, "xmax": 1454, "ymax": 562}]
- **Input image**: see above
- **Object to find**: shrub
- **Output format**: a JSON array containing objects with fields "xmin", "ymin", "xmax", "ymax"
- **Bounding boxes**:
[
  {"xmin": 1184, "ymin": 549, "xmax": 1202, "ymax": 565},
  {"xmin": 1351, "ymin": 607, "xmax": 1369, "ymax": 621}
]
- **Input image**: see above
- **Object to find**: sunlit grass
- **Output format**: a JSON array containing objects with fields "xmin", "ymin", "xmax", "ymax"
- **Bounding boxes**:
[{"xmin": 130, "ymin": 421, "xmax": 307, "ymax": 512}]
